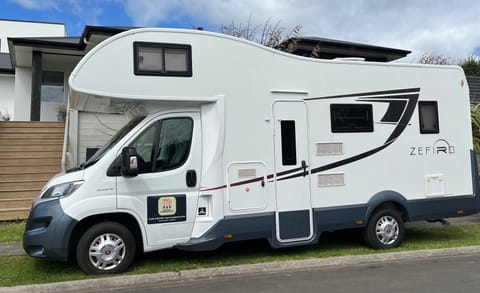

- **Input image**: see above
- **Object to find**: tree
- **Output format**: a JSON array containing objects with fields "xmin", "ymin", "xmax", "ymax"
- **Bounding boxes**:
[
  {"xmin": 219, "ymin": 16, "xmax": 302, "ymax": 50},
  {"xmin": 417, "ymin": 52, "xmax": 452, "ymax": 65},
  {"xmin": 460, "ymin": 55, "xmax": 480, "ymax": 76},
  {"xmin": 471, "ymin": 105, "xmax": 480, "ymax": 152}
]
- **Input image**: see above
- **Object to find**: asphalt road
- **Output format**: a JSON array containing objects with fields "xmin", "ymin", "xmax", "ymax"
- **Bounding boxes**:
[{"xmin": 108, "ymin": 254, "xmax": 480, "ymax": 293}]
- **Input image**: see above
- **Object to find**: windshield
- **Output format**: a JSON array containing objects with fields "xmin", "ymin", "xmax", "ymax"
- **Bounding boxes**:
[{"xmin": 82, "ymin": 115, "xmax": 146, "ymax": 168}]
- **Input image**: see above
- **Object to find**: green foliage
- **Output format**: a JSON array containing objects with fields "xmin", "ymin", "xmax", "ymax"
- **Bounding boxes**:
[
  {"xmin": 460, "ymin": 55, "xmax": 480, "ymax": 76},
  {"xmin": 2, "ymin": 225, "xmax": 480, "ymax": 287},
  {"xmin": 471, "ymin": 105, "xmax": 480, "ymax": 152},
  {"xmin": 0, "ymin": 222, "xmax": 25, "ymax": 243}
]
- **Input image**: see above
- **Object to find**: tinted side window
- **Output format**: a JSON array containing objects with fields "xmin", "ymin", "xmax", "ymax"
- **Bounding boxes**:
[
  {"xmin": 131, "ymin": 124, "xmax": 157, "ymax": 174},
  {"xmin": 280, "ymin": 120, "xmax": 297, "ymax": 165},
  {"xmin": 130, "ymin": 117, "xmax": 193, "ymax": 174},
  {"xmin": 154, "ymin": 118, "xmax": 193, "ymax": 171},
  {"xmin": 418, "ymin": 101, "xmax": 439, "ymax": 134},
  {"xmin": 331, "ymin": 104, "xmax": 374, "ymax": 133}
]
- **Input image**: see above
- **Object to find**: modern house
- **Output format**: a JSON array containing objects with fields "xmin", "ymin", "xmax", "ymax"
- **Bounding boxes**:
[
  {"xmin": 0, "ymin": 19, "xmax": 67, "ymax": 121},
  {"xmin": 1, "ymin": 20, "xmax": 135, "ymax": 166}
]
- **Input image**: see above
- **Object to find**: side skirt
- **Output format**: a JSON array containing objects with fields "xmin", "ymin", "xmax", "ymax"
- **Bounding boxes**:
[{"xmin": 177, "ymin": 194, "xmax": 480, "ymax": 252}]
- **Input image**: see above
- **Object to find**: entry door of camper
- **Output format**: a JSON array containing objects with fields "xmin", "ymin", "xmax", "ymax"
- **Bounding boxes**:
[
  {"xmin": 116, "ymin": 112, "xmax": 201, "ymax": 248},
  {"xmin": 273, "ymin": 100, "xmax": 313, "ymax": 243}
]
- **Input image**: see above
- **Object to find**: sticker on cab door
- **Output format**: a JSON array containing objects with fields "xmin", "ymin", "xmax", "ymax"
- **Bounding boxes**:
[{"xmin": 147, "ymin": 195, "xmax": 186, "ymax": 224}]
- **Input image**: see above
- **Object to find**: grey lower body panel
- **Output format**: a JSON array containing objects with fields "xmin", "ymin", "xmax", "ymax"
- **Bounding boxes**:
[
  {"xmin": 177, "ymin": 212, "xmax": 275, "ymax": 251},
  {"xmin": 23, "ymin": 198, "xmax": 78, "ymax": 262},
  {"xmin": 407, "ymin": 195, "xmax": 480, "ymax": 221},
  {"xmin": 178, "ymin": 193, "xmax": 480, "ymax": 252}
]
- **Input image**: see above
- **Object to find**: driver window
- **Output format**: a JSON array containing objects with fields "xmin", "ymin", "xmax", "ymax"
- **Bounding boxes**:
[
  {"xmin": 129, "ymin": 117, "xmax": 193, "ymax": 174},
  {"xmin": 154, "ymin": 118, "xmax": 193, "ymax": 171},
  {"xmin": 131, "ymin": 124, "xmax": 156, "ymax": 174}
]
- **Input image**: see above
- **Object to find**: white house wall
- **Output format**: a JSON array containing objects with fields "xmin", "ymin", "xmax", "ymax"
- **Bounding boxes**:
[
  {"xmin": 0, "ymin": 74, "xmax": 14, "ymax": 119},
  {"xmin": 0, "ymin": 20, "xmax": 66, "ymax": 53},
  {"xmin": 13, "ymin": 67, "xmax": 31, "ymax": 121}
]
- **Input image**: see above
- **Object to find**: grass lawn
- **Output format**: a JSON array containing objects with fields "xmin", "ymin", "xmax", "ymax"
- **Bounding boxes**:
[
  {"xmin": 1, "ymin": 223, "xmax": 480, "ymax": 287},
  {"xmin": 0, "ymin": 221, "xmax": 25, "ymax": 243}
]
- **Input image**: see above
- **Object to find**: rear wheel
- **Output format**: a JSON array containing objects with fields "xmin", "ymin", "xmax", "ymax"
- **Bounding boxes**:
[
  {"xmin": 363, "ymin": 208, "xmax": 404, "ymax": 249},
  {"xmin": 76, "ymin": 222, "xmax": 136, "ymax": 274}
]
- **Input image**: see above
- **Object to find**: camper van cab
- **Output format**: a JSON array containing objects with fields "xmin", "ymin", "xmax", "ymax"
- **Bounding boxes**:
[{"xmin": 23, "ymin": 28, "xmax": 480, "ymax": 274}]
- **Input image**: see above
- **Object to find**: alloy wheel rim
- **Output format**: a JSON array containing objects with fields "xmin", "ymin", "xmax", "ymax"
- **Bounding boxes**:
[
  {"xmin": 88, "ymin": 233, "xmax": 126, "ymax": 271},
  {"xmin": 375, "ymin": 215, "xmax": 399, "ymax": 245}
]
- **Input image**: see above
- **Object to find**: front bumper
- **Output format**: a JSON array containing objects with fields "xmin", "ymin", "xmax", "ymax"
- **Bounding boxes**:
[{"xmin": 23, "ymin": 198, "xmax": 77, "ymax": 262}]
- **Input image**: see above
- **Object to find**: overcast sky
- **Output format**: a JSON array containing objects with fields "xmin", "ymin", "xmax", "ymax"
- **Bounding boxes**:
[{"xmin": 2, "ymin": 0, "xmax": 479, "ymax": 62}]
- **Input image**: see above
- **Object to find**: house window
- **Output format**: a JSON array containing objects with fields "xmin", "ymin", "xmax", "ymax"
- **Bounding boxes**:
[
  {"xmin": 41, "ymin": 71, "xmax": 64, "ymax": 103},
  {"xmin": 419, "ymin": 101, "xmax": 439, "ymax": 134},
  {"xmin": 280, "ymin": 120, "xmax": 297, "ymax": 165},
  {"xmin": 134, "ymin": 42, "xmax": 192, "ymax": 76},
  {"xmin": 331, "ymin": 104, "xmax": 374, "ymax": 133}
]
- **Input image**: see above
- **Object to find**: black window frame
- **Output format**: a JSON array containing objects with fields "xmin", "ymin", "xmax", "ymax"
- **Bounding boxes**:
[
  {"xmin": 133, "ymin": 42, "xmax": 192, "ymax": 77},
  {"xmin": 330, "ymin": 104, "xmax": 374, "ymax": 133},
  {"xmin": 418, "ymin": 101, "xmax": 440, "ymax": 134}
]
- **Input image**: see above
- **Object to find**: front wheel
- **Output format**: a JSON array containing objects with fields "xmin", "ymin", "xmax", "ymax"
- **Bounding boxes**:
[
  {"xmin": 363, "ymin": 208, "xmax": 404, "ymax": 249},
  {"xmin": 76, "ymin": 222, "xmax": 136, "ymax": 274}
]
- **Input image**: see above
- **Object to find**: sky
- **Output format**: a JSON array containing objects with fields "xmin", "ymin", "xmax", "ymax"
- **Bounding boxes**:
[{"xmin": 1, "ymin": 0, "xmax": 479, "ymax": 63}]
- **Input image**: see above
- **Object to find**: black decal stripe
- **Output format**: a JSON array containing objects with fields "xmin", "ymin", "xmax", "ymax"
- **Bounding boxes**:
[
  {"xmin": 230, "ymin": 177, "xmax": 264, "ymax": 187},
  {"xmin": 200, "ymin": 185, "xmax": 227, "ymax": 192},
  {"xmin": 279, "ymin": 141, "xmax": 394, "ymax": 182},
  {"xmin": 311, "ymin": 141, "xmax": 393, "ymax": 175},
  {"xmin": 276, "ymin": 166, "xmax": 304, "ymax": 177},
  {"xmin": 202, "ymin": 89, "xmax": 420, "ymax": 191},
  {"xmin": 201, "ymin": 166, "xmax": 303, "ymax": 191},
  {"xmin": 304, "ymin": 88, "xmax": 420, "ymax": 101},
  {"xmin": 384, "ymin": 94, "xmax": 419, "ymax": 144},
  {"xmin": 277, "ymin": 170, "xmax": 307, "ymax": 182},
  {"xmin": 380, "ymin": 100, "xmax": 407, "ymax": 123}
]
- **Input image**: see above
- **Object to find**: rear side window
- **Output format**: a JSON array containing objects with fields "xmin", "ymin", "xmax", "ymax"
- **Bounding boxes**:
[
  {"xmin": 418, "ymin": 101, "xmax": 439, "ymax": 134},
  {"xmin": 330, "ymin": 104, "xmax": 374, "ymax": 133}
]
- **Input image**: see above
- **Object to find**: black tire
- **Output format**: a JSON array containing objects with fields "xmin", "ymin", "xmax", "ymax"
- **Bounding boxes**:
[
  {"xmin": 363, "ymin": 208, "xmax": 405, "ymax": 249},
  {"xmin": 76, "ymin": 222, "xmax": 136, "ymax": 274}
]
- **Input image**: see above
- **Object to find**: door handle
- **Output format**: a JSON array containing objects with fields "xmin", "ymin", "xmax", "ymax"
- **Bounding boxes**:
[
  {"xmin": 301, "ymin": 160, "xmax": 307, "ymax": 177},
  {"xmin": 186, "ymin": 170, "xmax": 197, "ymax": 187}
]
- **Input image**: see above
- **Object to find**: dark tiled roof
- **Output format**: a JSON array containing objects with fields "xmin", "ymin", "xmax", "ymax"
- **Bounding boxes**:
[
  {"xmin": 0, "ymin": 53, "xmax": 13, "ymax": 74},
  {"xmin": 467, "ymin": 76, "xmax": 480, "ymax": 103},
  {"xmin": 8, "ymin": 36, "xmax": 82, "ymax": 49},
  {"xmin": 8, "ymin": 26, "xmax": 133, "ymax": 51}
]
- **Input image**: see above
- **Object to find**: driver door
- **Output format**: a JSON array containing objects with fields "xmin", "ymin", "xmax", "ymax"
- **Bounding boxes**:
[{"xmin": 116, "ymin": 112, "xmax": 201, "ymax": 248}]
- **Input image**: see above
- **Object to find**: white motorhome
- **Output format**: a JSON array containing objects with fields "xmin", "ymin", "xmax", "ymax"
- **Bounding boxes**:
[{"xmin": 23, "ymin": 28, "xmax": 479, "ymax": 274}]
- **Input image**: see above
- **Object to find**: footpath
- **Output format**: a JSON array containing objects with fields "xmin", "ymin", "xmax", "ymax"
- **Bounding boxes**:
[{"xmin": 1, "ymin": 214, "xmax": 480, "ymax": 293}]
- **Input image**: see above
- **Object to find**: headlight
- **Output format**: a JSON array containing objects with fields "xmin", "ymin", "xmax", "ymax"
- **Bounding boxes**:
[{"xmin": 41, "ymin": 181, "xmax": 84, "ymax": 199}]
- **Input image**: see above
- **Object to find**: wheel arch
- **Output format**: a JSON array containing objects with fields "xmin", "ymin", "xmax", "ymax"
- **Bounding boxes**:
[
  {"xmin": 68, "ymin": 212, "xmax": 145, "ymax": 260},
  {"xmin": 365, "ymin": 190, "xmax": 410, "ymax": 222}
]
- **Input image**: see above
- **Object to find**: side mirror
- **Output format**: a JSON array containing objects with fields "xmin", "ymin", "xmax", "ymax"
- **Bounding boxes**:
[{"xmin": 121, "ymin": 147, "xmax": 139, "ymax": 177}]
